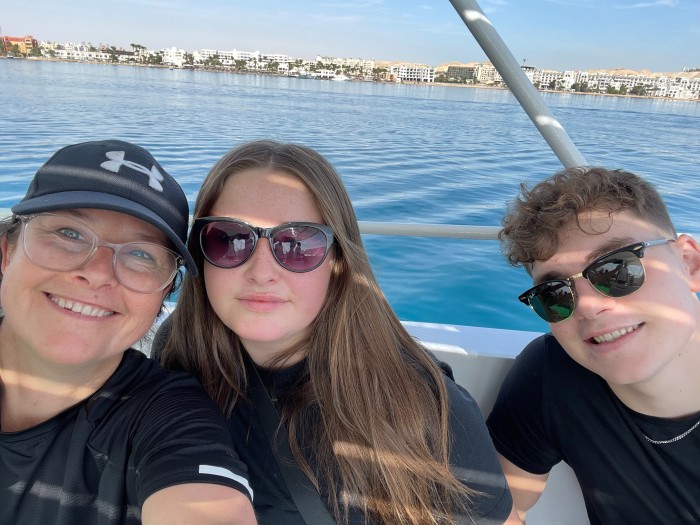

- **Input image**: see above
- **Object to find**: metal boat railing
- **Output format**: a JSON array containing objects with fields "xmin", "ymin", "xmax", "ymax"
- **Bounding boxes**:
[
  {"xmin": 359, "ymin": 222, "xmax": 500, "ymax": 239},
  {"xmin": 450, "ymin": 0, "xmax": 587, "ymax": 169},
  {"xmin": 361, "ymin": 0, "xmax": 588, "ymax": 242}
]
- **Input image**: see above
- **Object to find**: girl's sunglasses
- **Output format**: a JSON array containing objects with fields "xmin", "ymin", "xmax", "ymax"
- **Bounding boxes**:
[
  {"xmin": 192, "ymin": 217, "xmax": 334, "ymax": 273},
  {"xmin": 518, "ymin": 238, "xmax": 674, "ymax": 323}
]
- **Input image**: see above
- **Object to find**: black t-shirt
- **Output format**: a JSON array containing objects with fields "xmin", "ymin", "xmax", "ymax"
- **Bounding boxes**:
[
  {"xmin": 0, "ymin": 350, "xmax": 252, "ymax": 525},
  {"xmin": 487, "ymin": 334, "xmax": 700, "ymax": 524},
  {"xmin": 233, "ymin": 359, "xmax": 513, "ymax": 525}
]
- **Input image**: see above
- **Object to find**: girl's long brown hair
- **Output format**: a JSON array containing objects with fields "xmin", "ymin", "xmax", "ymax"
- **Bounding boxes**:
[{"xmin": 161, "ymin": 140, "xmax": 476, "ymax": 524}]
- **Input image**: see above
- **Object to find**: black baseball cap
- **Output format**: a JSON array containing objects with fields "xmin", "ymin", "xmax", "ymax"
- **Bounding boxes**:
[{"xmin": 11, "ymin": 139, "xmax": 198, "ymax": 276}]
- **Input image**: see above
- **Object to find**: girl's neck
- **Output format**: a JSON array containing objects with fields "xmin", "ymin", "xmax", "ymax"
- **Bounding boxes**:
[{"xmin": 244, "ymin": 342, "xmax": 305, "ymax": 370}]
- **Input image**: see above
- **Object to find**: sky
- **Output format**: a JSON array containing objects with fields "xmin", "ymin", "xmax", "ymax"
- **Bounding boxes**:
[{"xmin": 2, "ymin": 0, "xmax": 699, "ymax": 73}]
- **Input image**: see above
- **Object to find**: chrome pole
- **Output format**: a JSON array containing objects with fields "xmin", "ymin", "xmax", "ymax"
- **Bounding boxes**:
[
  {"xmin": 359, "ymin": 221, "xmax": 500, "ymax": 239},
  {"xmin": 449, "ymin": 0, "xmax": 587, "ymax": 169}
]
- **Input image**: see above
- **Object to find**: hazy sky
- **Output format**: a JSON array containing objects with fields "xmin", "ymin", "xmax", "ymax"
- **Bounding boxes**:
[{"xmin": 3, "ymin": 0, "xmax": 698, "ymax": 72}]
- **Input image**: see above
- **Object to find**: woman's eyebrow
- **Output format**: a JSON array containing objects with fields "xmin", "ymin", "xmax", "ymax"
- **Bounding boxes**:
[{"xmin": 63, "ymin": 209, "xmax": 168, "ymax": 245}]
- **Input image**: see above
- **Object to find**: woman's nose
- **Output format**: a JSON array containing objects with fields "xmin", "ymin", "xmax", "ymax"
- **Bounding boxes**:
[{"xmin": 72, "ymin": 246, "xmax": 119, "ymax": 289}]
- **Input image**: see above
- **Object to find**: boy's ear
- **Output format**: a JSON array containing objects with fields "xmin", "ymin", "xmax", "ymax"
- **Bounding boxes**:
[{"xmin": 677, "ymin": 234, "xmax": 700, "ymax": 292}]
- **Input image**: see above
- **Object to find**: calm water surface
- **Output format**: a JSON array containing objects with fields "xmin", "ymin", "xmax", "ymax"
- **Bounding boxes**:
[{"xmin": 2, "ymin": 59, "xmax": 699, "ymax": 332}]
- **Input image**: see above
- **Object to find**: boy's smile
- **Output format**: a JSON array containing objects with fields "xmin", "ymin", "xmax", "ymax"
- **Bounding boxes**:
[{"xmin": 532, "ymin": 210, "xmax": 700, "ymax": 409}]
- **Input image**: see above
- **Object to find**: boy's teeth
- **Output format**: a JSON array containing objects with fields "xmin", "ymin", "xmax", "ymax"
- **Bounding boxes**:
[{"xmin": 593, "ymin": 325, "xmax": 638, "ymax": 344}]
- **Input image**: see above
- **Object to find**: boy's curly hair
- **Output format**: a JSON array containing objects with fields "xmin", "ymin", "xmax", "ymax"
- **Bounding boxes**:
[{"xmin": 500, "ymin": 167, "xmax": 676, "ymax": 270}]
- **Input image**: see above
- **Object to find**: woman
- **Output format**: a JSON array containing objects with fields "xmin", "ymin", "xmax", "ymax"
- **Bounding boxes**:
[
  {"xmin": 159, "ymin": 140, "xmax": 517, "ymax": 524},
  {"xmin": 0, "ymin": 140, "xmax": 255, "ymax": 525}
]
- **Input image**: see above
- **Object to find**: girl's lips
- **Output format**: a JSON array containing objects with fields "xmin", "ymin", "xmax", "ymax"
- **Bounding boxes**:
[{"xmin": 238, "ymin": 294, "xmax": 286, "ymax": 313}]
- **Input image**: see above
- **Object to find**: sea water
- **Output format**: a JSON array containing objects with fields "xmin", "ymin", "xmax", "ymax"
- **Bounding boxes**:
[{"xmin": 2, "ymin": 59, "xmax": 699, "ymax": 332}]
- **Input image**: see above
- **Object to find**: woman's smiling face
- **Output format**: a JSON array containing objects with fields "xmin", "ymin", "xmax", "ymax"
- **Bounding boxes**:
[{"xmin": 0, "ymin": 209, "xmax": 169, "ymax": 373}]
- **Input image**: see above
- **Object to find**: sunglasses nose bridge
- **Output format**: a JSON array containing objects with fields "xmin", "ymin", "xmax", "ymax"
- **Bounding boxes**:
[
  {"xmin": 244, "ymin": 226, "xmax": 285, "ymax": 270},
  {"xmin": 574, "ymin": 269, "xmax": 615, "ymax": 299},
  {"xmin": 255, "ymin": 226, "xmax": 278, "ymax": 254},
  {"xmin": 256, "ymin": 226, "xmax": 274, "ymax": 239}
]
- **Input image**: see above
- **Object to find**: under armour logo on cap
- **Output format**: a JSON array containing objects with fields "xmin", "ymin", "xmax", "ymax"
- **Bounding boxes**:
[
  {"xmin": 11, "ymin": 139, "xmax": 199, "ymax": 276},
  {"xmin": 101, "ymin": 151, "xmax": 165, "ymax": 192}
]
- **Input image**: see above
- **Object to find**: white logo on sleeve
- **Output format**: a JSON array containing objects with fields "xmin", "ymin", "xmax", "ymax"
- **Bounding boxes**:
[
  {"xmin": 199, "ymin": 465, "xmax": 254, "ymax": 500},
  {"xmin": 100, "ymin": 151, "xmax": 165, "ymax": 192}
]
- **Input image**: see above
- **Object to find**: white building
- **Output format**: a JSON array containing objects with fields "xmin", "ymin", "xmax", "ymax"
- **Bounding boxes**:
[
  {"xmin": 390, "ymin": 64, "xmax": 436, "ymax": 83},
  {"xmin": 473, "ymin": 62, "xmax": 502, "ymax": 84},
  {"xmin": 42, "ymin": 41, "xmax": 113, "ymax": 62},
  {"xmin": 161, "ymin": 47, "xmax": 186, "ymax": 67},
  {"xmin": 193, "ymin": 48, "xmax": 292, "ymax": 69}
]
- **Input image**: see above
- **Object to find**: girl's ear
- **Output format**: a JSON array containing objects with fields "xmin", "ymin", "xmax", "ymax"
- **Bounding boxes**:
[{"xmin": 676, "ymin": 234, "xmax": 700, "ymax": 292}]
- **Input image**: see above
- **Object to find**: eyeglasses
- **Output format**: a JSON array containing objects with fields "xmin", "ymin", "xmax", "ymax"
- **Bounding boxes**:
[
  {"xmin": 518, "ymin": 239, "xmax": 674, "ymax": 323},
  {"xmin": 193, "ymin": 217, "xmax": 334, "ymax": 273},
  {"xmin": 18, "ymin": 213, "xmax": 182, "ymax": 293}
]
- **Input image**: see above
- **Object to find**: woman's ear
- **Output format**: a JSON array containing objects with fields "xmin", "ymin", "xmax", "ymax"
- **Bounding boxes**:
[
  {"xmin": 0, "ymin": 234, "xmax": 14, "ymax": 275},
  {"xmin": 676, "ymin": 234, "xmax": 700, "ymax": 292}
]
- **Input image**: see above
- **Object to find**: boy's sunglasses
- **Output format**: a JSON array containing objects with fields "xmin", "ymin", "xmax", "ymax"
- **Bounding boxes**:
[
  {"xmin": 518, "ymin": 239, "xmax": 674, "ymax": 323},
  {"xmin": 192, "ymin": 217, "xmax": 334, "ymax": 273}
]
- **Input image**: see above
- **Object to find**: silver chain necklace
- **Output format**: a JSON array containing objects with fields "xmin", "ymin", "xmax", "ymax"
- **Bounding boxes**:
[{"xmin": 642, "ymin": 418, "xmax": 700, "ymax": 445}]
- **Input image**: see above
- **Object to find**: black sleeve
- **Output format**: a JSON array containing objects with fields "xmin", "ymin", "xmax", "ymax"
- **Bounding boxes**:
[
  {"xmin": 129, "ymin": 373, "xmax": 253, "ymax": 504},
  {"xmin": 486, "ymin": 334, "xmax": 562, "ymax": 475},
  {"xmin": 446, "ymin": 378, "xmax": 514, "ymax": 524}
]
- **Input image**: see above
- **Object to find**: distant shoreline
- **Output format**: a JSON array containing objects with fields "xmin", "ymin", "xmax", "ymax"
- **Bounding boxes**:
[
  {"xmin": 5, "ymin": 56, "xmax": 697, "ymax": 103},
  {"xmin": 430, "ymin": 80, "xmax": 697, "ymax": 102}
]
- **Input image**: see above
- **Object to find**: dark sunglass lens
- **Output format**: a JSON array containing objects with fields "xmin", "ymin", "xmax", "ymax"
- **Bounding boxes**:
[
  {"xmin": 201, "ymin": 222, "xmax": 255, "ymax": 268},
  {"xmin": 530, "ymin": 281, "xmax": 575, "ymax": 323},
  {"xmin": 272, "ymin": 226, "xmax": 328, "ymax": 272},
  {"xmin": 586, "ymin": 251, "xmax": 645, "ymax": 298}
]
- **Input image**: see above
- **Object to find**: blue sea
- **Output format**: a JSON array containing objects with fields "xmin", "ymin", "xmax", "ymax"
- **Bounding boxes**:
[{"xmin": 2, "ymin": 59, "xmax": 699, "ymax": 333}]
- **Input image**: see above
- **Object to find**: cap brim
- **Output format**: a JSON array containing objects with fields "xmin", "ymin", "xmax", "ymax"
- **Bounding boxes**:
[{"xmin": 12, "ymin": 191, "xmax": 198, "ymax": 277}]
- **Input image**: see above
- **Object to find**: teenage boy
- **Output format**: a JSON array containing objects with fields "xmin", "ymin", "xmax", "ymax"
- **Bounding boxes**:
[{"xmin": 487, "ymin": 167, "xmax": 700, "ymax": 524}]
